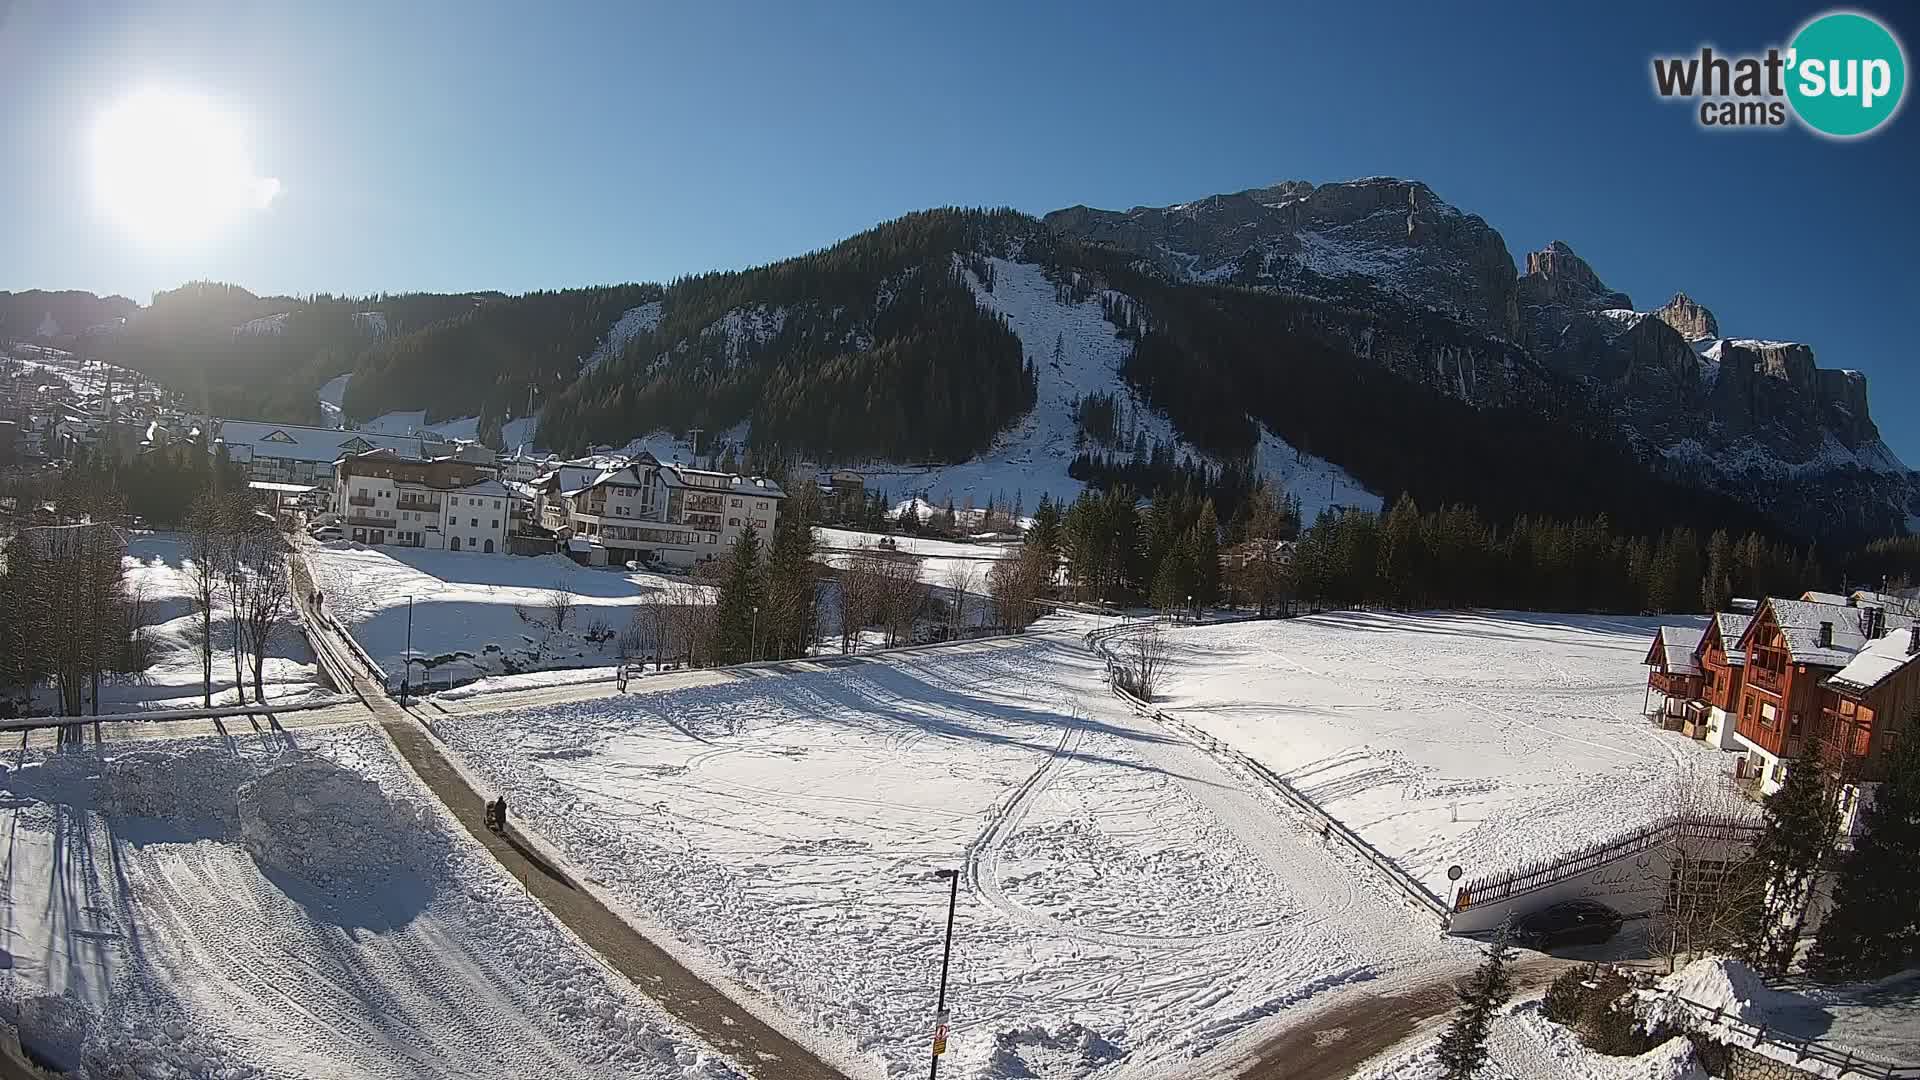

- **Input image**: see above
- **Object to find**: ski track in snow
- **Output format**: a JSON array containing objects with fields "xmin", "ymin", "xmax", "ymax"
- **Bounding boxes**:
[
  {"xmin": 1155, "ymin": 611, "xmax": 1750, "ymax": 895},
  {"xmin": 429, "ymin": 622, "xmax": 1461, "ymax": 1079},
  {"xmin": 0, "ymin": 724, "xmax": 743, "ymax": 1080}
]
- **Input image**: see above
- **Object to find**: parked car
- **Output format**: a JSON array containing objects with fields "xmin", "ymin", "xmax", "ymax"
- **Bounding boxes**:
[
  {"xmin": 1512, "ymin": 900, "xmax": 1622, "ymax": 949},
  {"xmin": 310, "ymin": 525, "xmax": 344, "ymax": 542}
]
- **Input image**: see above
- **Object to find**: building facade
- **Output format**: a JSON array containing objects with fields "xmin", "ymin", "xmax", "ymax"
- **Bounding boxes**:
[
  {"xmin": 1730, "ymin": 595, "xmax": 1916, "ymax": 796},
  {"xmin": 217, "ymin": 420, "xmax": 441, "ymax": 486},
  {"xmin": 332, "ymin": 449, "xmax": 512, "ymax": 554},
  {"xmin": 533, "ymin": 451, "xmax": 784, "ymax": 567}
]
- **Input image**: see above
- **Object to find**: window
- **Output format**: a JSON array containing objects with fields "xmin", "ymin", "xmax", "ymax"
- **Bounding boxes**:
[
  {"xmin": 493, "ymin": 499, "xmax": 501, "ymax": 509},
  {"xmin": 1760, "ymin": 702, "xmax": 1777, "ymax": 728},
  {"xmin": 1773, "ymin": 761, "xmax": 1788, "ymax": 782},
  {"xmin": 491, "ymin": 519, "xmax": 499, "ymax": 529},
  {"xmin": 728, "ymin": 517, "xmax": 739, "ymax": 527},
  {"xmin": 731, "ymin": 498, "xmax": 742, "ymax": 507},
  {"xmin": 756, "ymin": 500, "xmax": 766, "ymax": 509}
]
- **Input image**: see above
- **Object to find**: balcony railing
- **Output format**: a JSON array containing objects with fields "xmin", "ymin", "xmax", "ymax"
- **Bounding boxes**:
[
  {"xmin": 1647, "ymin": 671, "xmax": 1701, "ymax": 698},
  {"xmin": 684, "ymin": 494, "xmax": 724, "ymax": 513},
  {"xmin": 1749, "ymin": 665, "xmax": 1787, "ymax": 693},
  {"xmin": 344, "ymin": 514, "xmax": 393, "ymax": 528},
  {"xmin": 348, "ymin": 495, "xmax": 376, "ymax": 507},
  {"xmin": 397, "ymin": 499, "xmax": 442, "ymax": 514}
]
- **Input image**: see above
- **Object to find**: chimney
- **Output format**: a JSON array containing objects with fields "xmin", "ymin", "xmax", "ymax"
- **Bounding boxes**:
[
  {"xmin": 1865, "ymin": 606, "xmax": 1885, "ymax": 640},
  {"xmin": 1818, "ymin": 621, "xmax": 1834, "ymax": 649},
  {"xmin": 1910, "ymin": 624, "xmax": 1919, "ymax": 657}
]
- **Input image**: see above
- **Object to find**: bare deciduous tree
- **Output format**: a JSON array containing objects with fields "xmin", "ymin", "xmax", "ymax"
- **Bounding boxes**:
[
  {"xmin": 1117, "ymin": 625, "xmax": 1169, "ymax": 700},
  {"xmin": 943, "ymin": 562, "xmax": 978, "ymax": 639},
  {"xmin": 238, "ymin": 531, "xmax": 293, "ymax": 703},
  {"xmin": 185, "ymin": 494, "xmax": 222, "ymax": 706},
  {"xmin": 546, "ymin": 582, "xmax": 577, "ymax": 631},
  {"xmin": 988, "ymin": 545, "xmax": 1053, "ymax": 631},
  {"xmin": 1649, "ymin": 776, "xmax": 1768, "ymax": 974}
]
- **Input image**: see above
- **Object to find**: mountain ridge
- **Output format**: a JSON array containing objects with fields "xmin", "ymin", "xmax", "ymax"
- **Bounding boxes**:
[{"xmin": 7, "ymin": 181, "xmax": 1913, "ymax": 545}]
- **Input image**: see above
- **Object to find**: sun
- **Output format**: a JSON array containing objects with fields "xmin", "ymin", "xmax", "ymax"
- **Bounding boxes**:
[{"xmin": 92, "ymin": 89, "xmax": 280, "ymax": 247}]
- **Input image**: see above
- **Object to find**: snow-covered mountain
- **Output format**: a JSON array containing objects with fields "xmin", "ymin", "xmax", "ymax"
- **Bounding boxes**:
[{"xmin": 1046, "ymin": 178, "xmax": 1917, "ymax": 540}]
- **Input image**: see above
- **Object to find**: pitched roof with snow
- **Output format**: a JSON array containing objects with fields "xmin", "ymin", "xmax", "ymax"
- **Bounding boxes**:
[
  {"xmin": 217, "ymin": 420, "xmax": 427, "ymax": 464},
  {"xmin": 1708, "ymin": 612, "xmax": 1754, "ymax": 665},
  {"xmin": 1646, "ymin": 626, "xmax": 1705, "ymax": 674},
  {"xmin": 1801, "ymin": 590, "xmax": 1850, "ymax": 606},
  {"xmin": 1825, "ymin": 627, "xmax": 1920, "ymax": 696},
  {"xmin": 1745, "ymin": 597, "xmax": 1918, "ymax": 668}
]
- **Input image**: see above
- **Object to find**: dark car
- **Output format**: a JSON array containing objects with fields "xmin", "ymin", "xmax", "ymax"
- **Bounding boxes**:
[{"xmin": 1513, "ymin": 900, "xmax": 1623, "ymax": 949}]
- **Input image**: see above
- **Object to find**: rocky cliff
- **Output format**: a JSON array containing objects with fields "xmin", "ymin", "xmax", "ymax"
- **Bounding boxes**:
[{"xmin": 1046, "ymin": 178, "xmax": 1916, "ymax": 540}]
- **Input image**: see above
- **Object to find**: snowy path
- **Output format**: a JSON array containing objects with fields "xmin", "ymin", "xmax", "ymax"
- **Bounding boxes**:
[{"xmin": 427, "ymin": 625, "xmax": 1469, "ymax": 1079}]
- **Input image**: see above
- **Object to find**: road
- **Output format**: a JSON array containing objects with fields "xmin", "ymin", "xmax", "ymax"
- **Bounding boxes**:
[
  {"xmin": 1226, "ymin": 956, "xmax": 1570, "ymax": 1080},
  {"xmin": 281, "ymin": 555, "xmax": 856, "ymax": 1080}
]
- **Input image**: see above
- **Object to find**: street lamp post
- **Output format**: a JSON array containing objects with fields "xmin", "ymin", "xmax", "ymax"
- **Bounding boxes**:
[
  {"xmin": 752, "ymin": 604, "xmax": 760, "ymax": 663},
  {"xmin": 399, "ymin": 595, "xmax": 414, "ymax": 706},
  {"xmin": 929, "ymin": 867, "xmax": 959, "ymax": 1079}
]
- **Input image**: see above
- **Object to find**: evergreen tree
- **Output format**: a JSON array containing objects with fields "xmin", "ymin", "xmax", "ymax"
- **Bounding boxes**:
[
  {"xmin": 1741, "ymin": 742, "xmax": 1839, "ymax": 976},
  {"xmin": 1807, "ymin": 729, "xmax": 1920, "ymax": 981},
  {"xmin": 1149, "ymin": 534, "xmax": 1192, "ymax": 612},
  {"xmin": 897, "ymin": 499, "xmax": 921, "ymax": 535},
  {"xmin": 1435, "ymin": 923, "xmax": 1515, "ymax": 1079},
  {"xmin": 761, "ymin": 516, "xmax": 818, "ymax": 660},
  {"xmin": 1190, "ymin": 500, "xmax": 1221, "ymax": 608},
  {"xmin": 712, "ymin": 526, "xmax": 764, "ymax": 664},
  {"xmin": 1379, "ymin": 492, "xmax": 1424, "ymax": 610},
  {"xmin": 1702, "ymin": 529, "xmax": 1734, "ymax": 613},
  {"xmin": 1027, "ymin": 494, "xmax": 1061, "ymax": 559}
]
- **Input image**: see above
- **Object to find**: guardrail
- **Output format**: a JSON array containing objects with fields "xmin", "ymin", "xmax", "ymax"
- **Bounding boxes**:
[
  {"xmin": 1656, "ymin": 991, "xmax": 1919, "ymax": 1079},
  {"xmin": 1085, "ymin": 618, "xmax": 1453, "ymax": 921},
  {"xmin": 1455, "ymin": 815, "xmax": 1763, "ymax": 912}
]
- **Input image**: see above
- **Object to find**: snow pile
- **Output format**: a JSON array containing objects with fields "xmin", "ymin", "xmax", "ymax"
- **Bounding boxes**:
[
  {"xmin": 236, "ymin": 756, "xmax": 433, "ymax": 885},
  {"xmin": 1355, "ymin": 999, "xmax": 1704, "ymax": 1080},
  {"xmin": 0, "ymin": 991, "xmax": 256, "ymax": 1080},
  {"xmin": 951, "ymin": 1022, "xmax": 1125, "ymax": 1079},
  {"xmin": 1640, "ymin": 957, "xmax": 1798, "ymax": 1030},
  {"xmin": 100, "ymin": 749, "xmax": 245, "ymax": 828}
]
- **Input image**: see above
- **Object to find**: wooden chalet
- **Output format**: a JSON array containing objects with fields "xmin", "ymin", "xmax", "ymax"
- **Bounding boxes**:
[
  {"xmin": 1731, "ymin": 595, "xmax": 1916, "ymax": 795},
  {"xmin": 1643, "ymin": 625, "xmax": 1705, "ymax": 727}
]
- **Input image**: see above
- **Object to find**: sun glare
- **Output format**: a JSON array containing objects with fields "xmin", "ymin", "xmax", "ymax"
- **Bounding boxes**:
[{"xmin": 92, "ymin": 89, "xmax": 280, "ymax": 247}]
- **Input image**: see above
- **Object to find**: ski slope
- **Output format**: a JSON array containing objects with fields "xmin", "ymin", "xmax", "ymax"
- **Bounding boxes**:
[
  {"xmin": 0, "ymin": 724, "xmax": 741, "ymax": 1079},
  {"xmin": 1154, "ymin": 612, "xmax": 1746, "ymax": 894},
  {"xmin": 845, "ymin": 257, "xmax": 1376, "ymax": 521},
  {"xmin": 429, "ymin": 622, "xmax": 1465, "ymax": 1079}
]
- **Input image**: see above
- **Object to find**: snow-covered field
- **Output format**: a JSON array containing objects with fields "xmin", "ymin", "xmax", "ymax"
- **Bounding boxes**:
[
  {"xmin": 429, "ymin": 623, "xmax": 1465, "ymax": 1079},
  {"xmin": 1154, "ymin": 612, "xmax": 1742, "ymax": 894},
  {"xmin": 844, "ymin": 256, "xmax": 1375, "ymax": 523},
  {"xmin": 301, "ymin": 542, "xmax": 714, "ymax": 686},
  {"xmin": 0, "ymin": 724, "xmax": 740, "ymax": 1079},
  {"xmin": 16, "ymin": 533, "xmax": 328, "ymax": 715},
  {"xmin": 816, "ymin": 526, "xmax": 1017, "ymax": 589}
]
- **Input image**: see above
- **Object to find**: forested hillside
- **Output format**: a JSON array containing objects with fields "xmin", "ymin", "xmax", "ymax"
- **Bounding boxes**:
[
  {"xmin": 538, "ymin": 209, "xmax": 1038, "ymax": 462},
  {"xmin": 97, "ymin": 283, "xmax": 490, "ymax": 422},
  {"xmin": 340, "ymin": 284, "xmax": 663, "ymax": 431}
]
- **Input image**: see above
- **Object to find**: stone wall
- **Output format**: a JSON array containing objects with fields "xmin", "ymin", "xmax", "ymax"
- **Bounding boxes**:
[{"xmin": 1722, "ymin": 1046, "xmax": 1828, "ymax": 1080}]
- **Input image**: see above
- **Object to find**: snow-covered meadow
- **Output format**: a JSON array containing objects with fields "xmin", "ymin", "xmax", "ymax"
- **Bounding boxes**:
[
  {"xmin": 300, "ymin": 542, "xmax": 714, "ymax": 686},
  {"xmin": 429, "ymin": 624, "xmax": 1465, "ymax": 1079},
  {"xmin": 1152, "ymin": 612, "xmax": 1742, "ymax": 894},
  {"xmin": 0, "ymin": 724, "xmax": 741, "ymax": 1079}
]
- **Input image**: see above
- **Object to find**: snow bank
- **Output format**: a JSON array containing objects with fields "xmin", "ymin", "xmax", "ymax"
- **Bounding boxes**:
[
  {"xmin": 1355, "ymin": 998, "xmax": 1704, "ymax": 1080},
  {"xmin": 948, "ymin": 1021, "xmax": 1124, "ymax": 1079},
  {"xmin": 237, "ymin": 756, "xmax": 435, "ymax": 886},
  {"xmin": 1644, "ymin": 957, "xmax": 1798, "ymax": 1028}
]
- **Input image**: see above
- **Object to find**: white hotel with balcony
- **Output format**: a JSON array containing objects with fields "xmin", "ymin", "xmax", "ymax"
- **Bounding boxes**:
[{"xmin": 531, "ymin": 451, "xmax": 784, "ymax": 567}]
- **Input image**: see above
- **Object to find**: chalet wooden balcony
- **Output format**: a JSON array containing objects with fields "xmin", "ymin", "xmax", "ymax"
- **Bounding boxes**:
[
  {"xmin": 1749, "ymin": 665, "xmax": 1787, "ymax": 694},
  {"xmin": 1646, "ymin": 671, "xmax": 1701, "ymax": 698}
]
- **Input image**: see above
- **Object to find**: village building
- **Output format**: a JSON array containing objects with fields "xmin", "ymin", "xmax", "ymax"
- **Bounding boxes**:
[
  {"xmin": 1643, "ymin": 625, "xmax": 1704, "ymax": 728},
  {"xmin": 215, "ymin": 420, "xmax": 443, "ymax": 487},
  {"xmin": 1692, "ymin": 611, "xmax": 1752, "ymax": 750},
  {"xmin": 532, "ymin": 451, "xmax": 784, "ymax": 567},
  {"xmin": 1818, "ymin": 622, "xmax": 1920, "ymax": 836},
  {"xmin": 331, "ymin": 449, "xmax": 512, "ymax": 554},
  {"xmin": 1727, "ymin": 595, "xmax": 1916, "ymax": 796}
]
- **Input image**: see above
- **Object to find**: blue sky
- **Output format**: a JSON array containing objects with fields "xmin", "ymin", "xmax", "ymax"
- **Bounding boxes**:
[{"xmin": 2, "ymin": 0, "xmax": 1916, "ymax": 463}]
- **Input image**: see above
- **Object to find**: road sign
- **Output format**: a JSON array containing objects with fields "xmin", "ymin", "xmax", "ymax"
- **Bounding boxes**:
[
  {"xmin": 1447, "ymin": 864, "xmax": 1464, "ymax": 882},
  {"xmin": 932, "ymin": 1010, "xmax": 950, "ymax": 1055}
]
